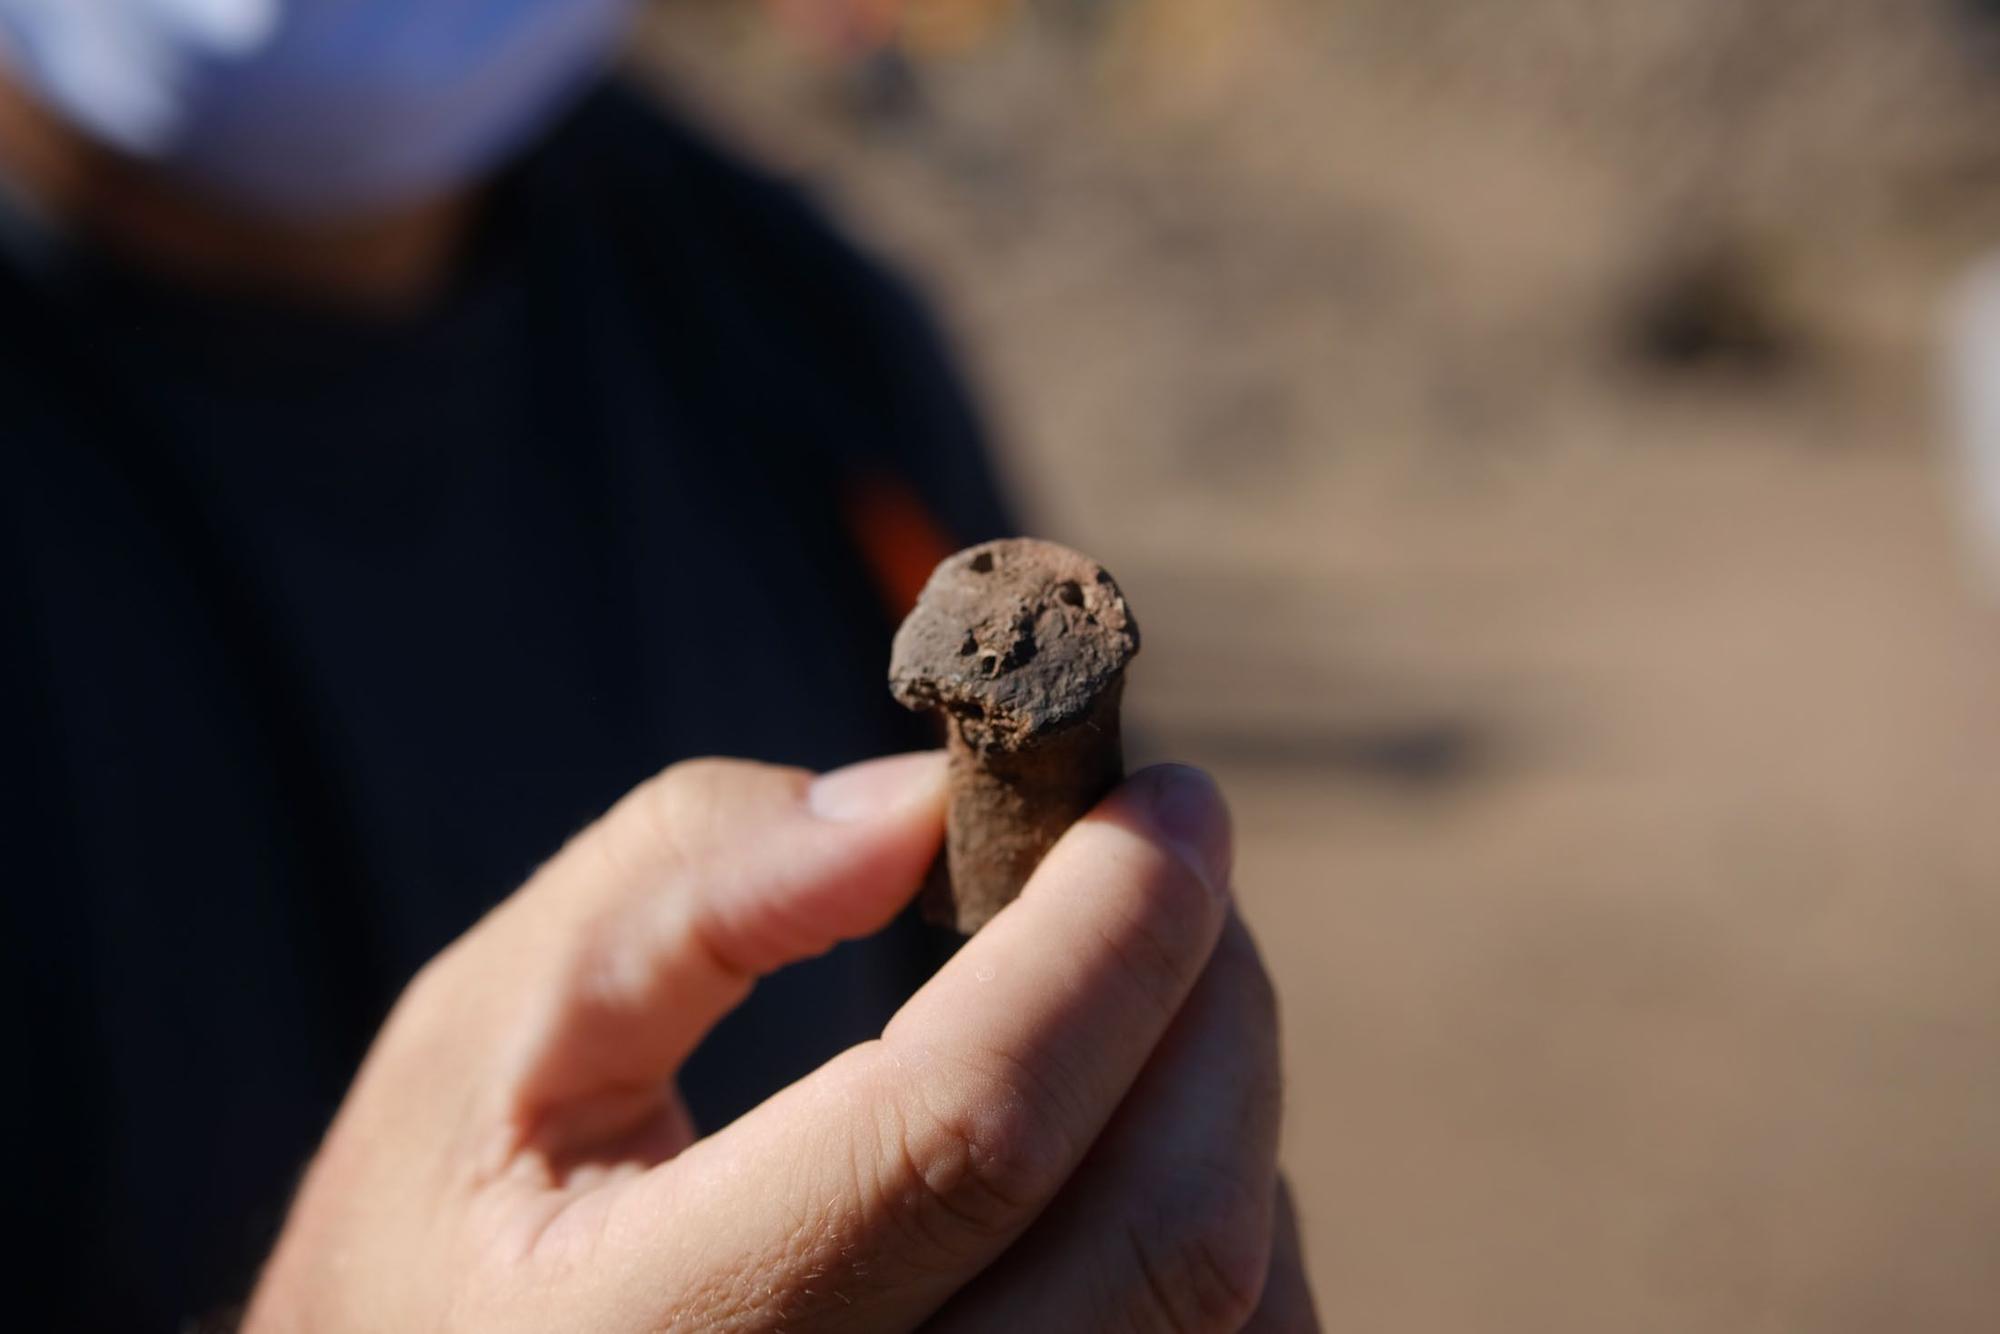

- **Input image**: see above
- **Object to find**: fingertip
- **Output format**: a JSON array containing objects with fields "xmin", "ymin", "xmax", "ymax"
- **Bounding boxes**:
[
  {"xmin": 1111, "ymin": 763, "xmax": 1234, "ymax": 897},
  {"xmin": 807, "ymin": 750, "xmax": 948, "ymax": 823},
  {"xmin": 696, "ymin": 752, "xmax": 947, "ymax": 970}
]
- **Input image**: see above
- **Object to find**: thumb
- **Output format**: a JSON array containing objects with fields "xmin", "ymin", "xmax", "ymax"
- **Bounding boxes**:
[{"xmin": 405, "ymin": 752, "xmax": 946, "ymax": 1144}]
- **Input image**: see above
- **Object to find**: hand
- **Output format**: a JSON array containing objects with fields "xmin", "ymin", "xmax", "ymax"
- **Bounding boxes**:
[{"xmin": 243, "ymin": 752, "xmax": 1319, "ymax": 1332}]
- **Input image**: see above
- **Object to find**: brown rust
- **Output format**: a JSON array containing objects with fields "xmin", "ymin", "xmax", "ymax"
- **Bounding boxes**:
[{"xmin": 889, "ymin": 538, "xmax": 1140, "ymax": 933}]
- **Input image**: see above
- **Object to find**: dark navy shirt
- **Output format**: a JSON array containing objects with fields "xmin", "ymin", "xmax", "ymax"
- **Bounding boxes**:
[{"xmin": 0, "ymin": 82, "xmax": 1008, "ymax": 1329}]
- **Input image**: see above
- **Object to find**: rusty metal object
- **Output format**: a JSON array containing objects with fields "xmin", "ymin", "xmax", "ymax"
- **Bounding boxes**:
[{"xmin": 889, "ymin": 538, "xmax": 1141, "ymax": 933}]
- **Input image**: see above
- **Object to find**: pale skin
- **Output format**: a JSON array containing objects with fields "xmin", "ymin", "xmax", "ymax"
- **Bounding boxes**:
[
  {"xmin": 242, "ymin": 753, "xmax": 1319, "ymax": 1331},
  {"xmin": 0, "ymin": 65, "xmax": 1318, "ymax": 1330}
]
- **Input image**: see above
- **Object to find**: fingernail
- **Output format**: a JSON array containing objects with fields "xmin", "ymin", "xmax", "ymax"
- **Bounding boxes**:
[
  {"xmin": 1138, "ymin": 764, "xmax": 1233, "ymax": 895},
  {"xmin": 808, "ymin": 751, "xmax": 947, "ymax": 822}
]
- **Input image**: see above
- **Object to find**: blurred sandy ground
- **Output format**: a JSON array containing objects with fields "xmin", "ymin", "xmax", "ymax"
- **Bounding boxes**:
[{"xmin": 632, "ymin": 1, "xmax": 2000, "ymax": 1327}]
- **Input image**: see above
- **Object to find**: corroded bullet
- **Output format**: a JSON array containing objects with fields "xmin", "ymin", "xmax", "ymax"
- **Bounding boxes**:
[{"xmin": 889, "ymin": 538, "xmax": 1141, "ymax": 933}]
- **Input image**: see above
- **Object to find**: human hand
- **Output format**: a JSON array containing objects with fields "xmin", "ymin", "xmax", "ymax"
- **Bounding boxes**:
[{"xmin": 243, "ymin": 752, "xmax": 1318, "ymax": 1332}]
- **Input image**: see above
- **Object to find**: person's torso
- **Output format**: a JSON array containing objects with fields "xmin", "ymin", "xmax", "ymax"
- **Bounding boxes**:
[{"xmin": 0, "ymin": 83, "xmax": 1007, "ymax": 1327}]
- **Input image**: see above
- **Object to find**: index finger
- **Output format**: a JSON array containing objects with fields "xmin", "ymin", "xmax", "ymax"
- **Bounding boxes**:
[{"xmin": 607, "ymin": 764, "xmax": 1234, "ymax": 1332}]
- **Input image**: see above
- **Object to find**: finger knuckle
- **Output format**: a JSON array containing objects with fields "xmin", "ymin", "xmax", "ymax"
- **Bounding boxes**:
[
  {"xmin": 597, "ymin": 756, "xmax": 749, "ymax": 884},
  {"xmin": 618, "ymin": 758, "xmax": 802, "ymax": 866},
  {"xmin": 871, "ymin": 1052, "xmax": 1073, "ymax": 1261},
  {"xmin": 1123, "ymin": 1170, "xmax": 1274, "ymax": 1332},
  {"xmin": 632, "ymin": 757, "xmax": 726, "ymax": 833},
  {"xmin": 596, "ymin": 768, "xmax": 686, "ymax": 875}
]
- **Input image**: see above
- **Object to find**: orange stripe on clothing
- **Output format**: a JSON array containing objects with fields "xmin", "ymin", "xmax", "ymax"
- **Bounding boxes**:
[{"xmin": 842, "ymin": 472, "xmax": 960, "ymax": 620}]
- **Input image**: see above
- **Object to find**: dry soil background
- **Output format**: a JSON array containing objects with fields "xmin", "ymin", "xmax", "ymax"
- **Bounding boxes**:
[{"xmin": 635, "ymin": 2, "xmax": 2000, "ymax": 1327}]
